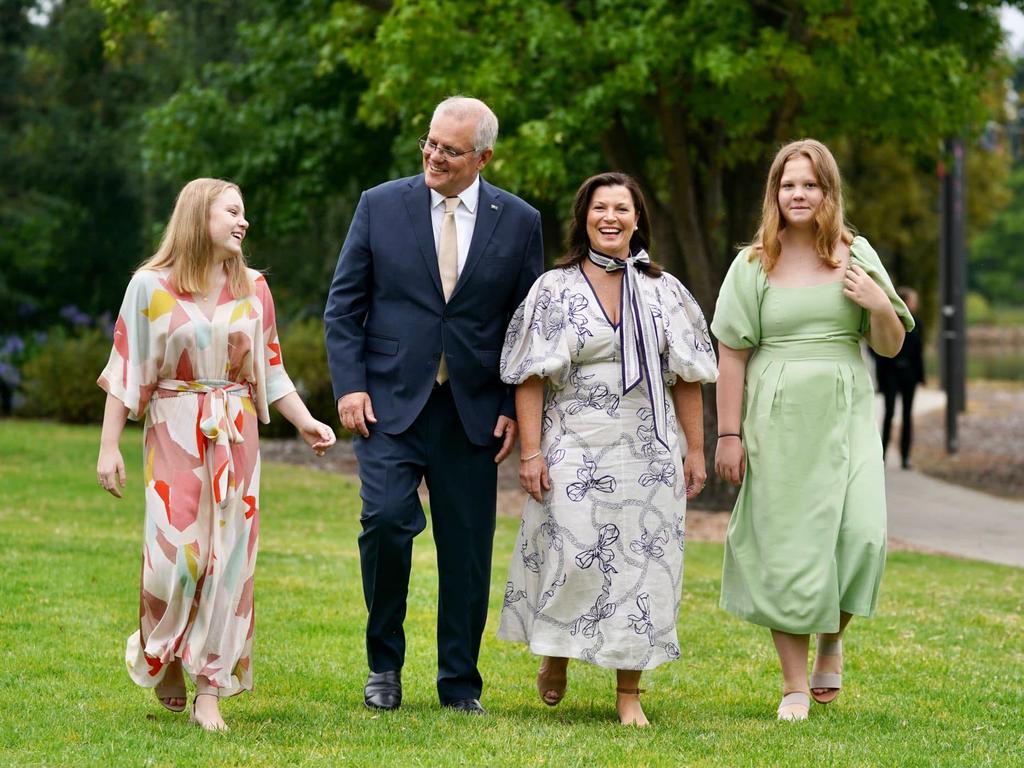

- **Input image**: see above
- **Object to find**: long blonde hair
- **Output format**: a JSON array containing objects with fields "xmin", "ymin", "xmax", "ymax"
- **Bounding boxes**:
[
  {"xmin": 749, "ymin": 139, "xmax": 853, "ymax": 273},
  {"xmin": 140, "ymin": 178, "xmax": 254, "ymax": 297}
]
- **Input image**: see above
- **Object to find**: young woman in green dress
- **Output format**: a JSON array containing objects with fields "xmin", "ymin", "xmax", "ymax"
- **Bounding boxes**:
[{"xmin": 711, "ymin": 140, "xmax": 914, "ymax": 721}]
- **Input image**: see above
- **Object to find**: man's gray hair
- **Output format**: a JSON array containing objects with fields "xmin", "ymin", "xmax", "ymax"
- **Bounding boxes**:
[{"xmin": 432, "ymin": 96, "xmax": 499, "ymax": 152}]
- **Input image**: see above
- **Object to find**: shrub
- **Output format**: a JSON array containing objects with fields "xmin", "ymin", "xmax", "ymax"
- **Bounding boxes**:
[
  {"xmin": 17, "ymin": 327, "xmax": 111, "ymax": 423},
  {"xmin": 14, "ymin": 317, "xmax": 344, "ymax": 435},
  {"xmin": 966, "ymin": 291, "xmax": 994, "ymax": 326}
]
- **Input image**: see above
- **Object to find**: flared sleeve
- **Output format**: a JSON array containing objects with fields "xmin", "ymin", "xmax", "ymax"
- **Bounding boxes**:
[
  {"xmin": 500, "ymin": 270, "xmax": 572, "ymax": 390},
  {"xmin": 97, "ymin": 271, "xmax": 163, "ymax": 421},
  {"xmin": 657, "ymin": 273, "xmax": 718, "ymax": 386},
  {"xmin": 849, "ymin": 236, "xmax": 915, "ymax": 334},
  {"xmin": 710, "ymin": 247, "xmax": 767, "ymax": 350},
  {"xmin": 251, "ymin": 272, "xmax": 296, "ymax": 423}
]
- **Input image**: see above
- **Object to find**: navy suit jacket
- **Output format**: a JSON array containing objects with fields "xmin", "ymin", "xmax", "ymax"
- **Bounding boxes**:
[{"xmin": 324, "ymin": 174, "xmax": 544, "ymax": 446}]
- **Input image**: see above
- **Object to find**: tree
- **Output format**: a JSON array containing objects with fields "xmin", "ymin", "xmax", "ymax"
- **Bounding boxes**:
[
  {"xmin": 133, "ymin": 0, "xmax": 391, "ymax": 316},
  {"xmin": 969, "ymin": 165, "xmax": 1024, "ymax": 305},
  {"xmin": 0, "ymin": 0, "xmax": 256, "ymax": 331},
  {"xmin": 319, "ymin": 0, "xmax": 1018, "ymax": 506}
]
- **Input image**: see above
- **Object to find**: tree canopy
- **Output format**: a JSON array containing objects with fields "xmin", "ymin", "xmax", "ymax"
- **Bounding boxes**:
[{"xmin": 3, "ymin": 0, "xmax": 1021, "ymax": 503}]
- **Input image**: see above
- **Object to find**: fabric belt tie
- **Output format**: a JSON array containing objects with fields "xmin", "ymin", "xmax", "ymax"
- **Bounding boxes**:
[
  {"xmin": 587, "ymin": 248, "xmax": 669, "ymax": 451},
  {"xmin": 155, "ymin": 379, "xmax": 251, "ymax": 508}
]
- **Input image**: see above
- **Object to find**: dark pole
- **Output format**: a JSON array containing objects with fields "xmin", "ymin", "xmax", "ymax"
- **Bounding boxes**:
[{"xmin": 938, "ymin": 137, "xmax": 968, "ymax": 454}]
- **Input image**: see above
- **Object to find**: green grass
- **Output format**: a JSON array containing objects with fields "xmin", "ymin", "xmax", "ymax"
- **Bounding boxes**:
[{"xmin": 1, "ymin": 421, "xmax": 1021, "ymax": 767}]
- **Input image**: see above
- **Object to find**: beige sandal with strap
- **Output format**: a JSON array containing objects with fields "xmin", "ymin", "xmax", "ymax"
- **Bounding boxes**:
[
  {"xmin": 154, "ymin": 679, "xmax": 187, "ymax": 713},
  {"xmin": 189, "ymin": 686, "xmax": 228, "ymax": 732},
  {"xmin": 810, "ymin": 635, "xmax": 843, "ymax": 704},
  {"xmin": 777, "ymin": 691, "xmax": 810, "ymax": 721},
  {"xmin": 154, "ymin": 661, "xmax": 186, "ymax": 713}
]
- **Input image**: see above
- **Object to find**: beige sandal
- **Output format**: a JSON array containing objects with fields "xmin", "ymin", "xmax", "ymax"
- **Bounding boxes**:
[
  {"xmin": 777, "ymin": 691, "xmax": 810, "ymax": 721},
  {"xmin": 810, "ymin": 635, "xmax": 843, "ymax": 704},
  {"xmin": 154, "ymin": 664, "xmax": 186, "ymax": 713},
  {"xmin": 189, "ymin": 688, "xmax": 228, "ymax": 732}
]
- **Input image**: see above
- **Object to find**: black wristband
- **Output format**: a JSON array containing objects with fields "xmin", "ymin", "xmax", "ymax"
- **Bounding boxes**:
[{"xmin": 717, "ymin": 433, "xmax": 741, "ymax": 439}]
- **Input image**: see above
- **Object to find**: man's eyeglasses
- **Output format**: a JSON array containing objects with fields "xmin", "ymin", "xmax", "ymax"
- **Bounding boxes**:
[{"xmin": 418, "ymin": 134, "xmax": 478, "ymax": 160}]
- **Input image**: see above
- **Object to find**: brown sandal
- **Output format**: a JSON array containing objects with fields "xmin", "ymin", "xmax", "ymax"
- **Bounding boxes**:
[
  {"xmin": 536, "ymin": 657, "xmax": 568, "ymax": 706},
  {"xmin": 615, "ymin": 687, "xmax": 649, "ymax": 726}
]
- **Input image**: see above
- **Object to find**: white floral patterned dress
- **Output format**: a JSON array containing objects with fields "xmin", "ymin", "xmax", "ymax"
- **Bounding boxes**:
[{"xmin": 498, "ymin": 265, "xmax": 717, "ymax": 669}]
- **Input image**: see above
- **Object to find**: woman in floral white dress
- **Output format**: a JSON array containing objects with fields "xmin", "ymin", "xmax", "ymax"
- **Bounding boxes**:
[
  {"xmin": 499, "ymin": 172, "xmax": 718, "ymax": 725},
  {"xmin": 96, "ymin": 178, "xmax": 335, "ymax": 731}
]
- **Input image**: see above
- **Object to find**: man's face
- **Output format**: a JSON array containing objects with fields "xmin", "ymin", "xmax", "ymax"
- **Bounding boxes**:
[{"xmin": 422, "ymin": 112, "xmax": 492, "ymax": 196}]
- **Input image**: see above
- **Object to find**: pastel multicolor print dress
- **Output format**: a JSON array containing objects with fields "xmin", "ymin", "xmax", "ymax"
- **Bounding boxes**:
[{"xmin": 98, "ymin": 268, "xmax": 295, "ymax": 696}]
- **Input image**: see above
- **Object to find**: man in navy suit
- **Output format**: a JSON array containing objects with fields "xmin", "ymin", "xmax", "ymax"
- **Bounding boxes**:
[{"xmin": 324, "ymin": 97, "xmax": 543, "ymax": 714}]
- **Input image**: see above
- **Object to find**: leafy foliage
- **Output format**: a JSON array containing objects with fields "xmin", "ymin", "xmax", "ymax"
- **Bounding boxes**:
[
  {"xmin": 16, "ymin": 327, "xmax": 110, "ymax": 423},
  {"xmin": 4, "ymin": 0, "xmax": 1022, "ymax": 506},
  {"xmin": 326, "ymin": 0, "xmax": 1015, "ymax": 310},
  {"xmin": 970, "ymin": 165, "xmax": 1024, "ymax": 306}
]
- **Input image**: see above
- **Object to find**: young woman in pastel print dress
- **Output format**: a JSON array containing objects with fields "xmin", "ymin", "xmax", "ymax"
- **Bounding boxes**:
[
  {"xmin": 96, "ymin": 178, "xmax": 336, "ymax": 731},
  {"xmin": 712, "ymin": 140, "xmax": 913, "ymax": 721},
  {"xmin": 499, "ymin": 172, "xmax": 718, "ymax": 726}
]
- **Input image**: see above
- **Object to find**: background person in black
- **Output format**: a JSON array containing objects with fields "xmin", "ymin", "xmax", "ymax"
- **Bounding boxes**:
[{"xmin": 874, "ymin": 287, "xmax": 925, "ymax": 469}]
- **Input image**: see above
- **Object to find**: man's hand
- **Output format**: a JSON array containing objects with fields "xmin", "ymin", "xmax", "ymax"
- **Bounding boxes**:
[
  {"xmin": 338, "ymin": 392, "xmax": 377, "ymax": 438},
  {"xmin": 493, "ymin": 415, "xmax": 517, "ymax": 463}
]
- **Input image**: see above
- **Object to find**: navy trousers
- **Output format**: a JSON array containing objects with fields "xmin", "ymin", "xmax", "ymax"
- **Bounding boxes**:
[{"xmin": 353, "ymin": 383, "xmax": 498, "ymax": 703}]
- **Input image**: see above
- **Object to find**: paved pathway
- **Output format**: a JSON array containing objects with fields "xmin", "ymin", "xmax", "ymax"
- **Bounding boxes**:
[{"xmin": 882, "ymin": 387, "xmax": 1023, "ymax": 567}]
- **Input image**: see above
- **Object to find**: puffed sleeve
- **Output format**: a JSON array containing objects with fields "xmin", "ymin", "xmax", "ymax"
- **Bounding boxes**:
[
  {"xmin": 710, "ymin": 247, "xmax": 766, "ymax": 350},
  {"xmin": 849, "ymin": 236, "xmax": 915, "ymax": 334},
  {"xmin": 657, "ymin": 273, "xmax": 718, "ymax": 386},
  {"xmin": 97, "ymin": 271, "xmax": 163, "ymax": 421},
  {"xmin": 500, "ymin": 270, "xmax": 572, "ymax": 390},
  {"xmin": 251, "ymin": 272, "xmax": 296, "ymax": 423}
]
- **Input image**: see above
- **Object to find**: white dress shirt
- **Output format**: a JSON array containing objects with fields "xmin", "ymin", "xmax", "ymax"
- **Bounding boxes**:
[{"xmin": 429, "ymin": 175, "xmax": 480, "ymax": 276}]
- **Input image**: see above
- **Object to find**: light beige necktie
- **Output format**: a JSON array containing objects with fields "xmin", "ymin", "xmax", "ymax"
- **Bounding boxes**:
[{"xmin": 436, "ymin": 196, "xmax": 459, "ymax": 384}]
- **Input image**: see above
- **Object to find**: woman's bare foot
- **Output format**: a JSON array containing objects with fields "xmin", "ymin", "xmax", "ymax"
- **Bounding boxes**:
[
  {"xmin": 615, "ymin": 689, "xmax": 649, "ymax": 727},
  {"xmin": 154, "ymin": 659, "xmax": 186, "ymax": 712},
  {"xmin": 190, "ymin": 679, "xmax": 228, "ymax": 732},
  {"xmin": 536, "ymin": 656, "xmax": 569, "ymax": 706}
]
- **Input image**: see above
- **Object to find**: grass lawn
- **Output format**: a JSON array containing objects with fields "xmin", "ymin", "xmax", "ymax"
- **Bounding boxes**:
[{"xmin": 1, "ymin": 420, "xmax": 1021, "ymax": 767}]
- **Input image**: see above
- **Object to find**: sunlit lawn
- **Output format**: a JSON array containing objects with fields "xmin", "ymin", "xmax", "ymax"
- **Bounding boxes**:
[{"xmin": 1, "ymin": 421, "xmax": 1021, "ymax": 767}]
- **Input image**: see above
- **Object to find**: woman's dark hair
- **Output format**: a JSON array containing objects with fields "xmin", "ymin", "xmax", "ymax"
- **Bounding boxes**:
[{"xmin": 556, "ymin": 171, "xmax": 662, "ymax": 276}]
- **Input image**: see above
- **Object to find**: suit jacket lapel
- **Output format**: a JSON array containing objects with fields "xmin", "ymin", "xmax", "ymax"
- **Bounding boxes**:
[
  {"xmin": 450, "ymin": 178, "xmax": 501, "ymax": 303},
  {"xmin": 402, "ymin": 176, "xmax": 444, "ymax": 299}
]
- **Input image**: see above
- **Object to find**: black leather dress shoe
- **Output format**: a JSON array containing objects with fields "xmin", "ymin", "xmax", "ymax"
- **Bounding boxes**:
[
  {"xmin": 442, "ymin": 698, "xmax": 486, "ymax": 715},
  {"xmin": 364, "ymin": 670, "xmax": 402, "ymax": 711}
]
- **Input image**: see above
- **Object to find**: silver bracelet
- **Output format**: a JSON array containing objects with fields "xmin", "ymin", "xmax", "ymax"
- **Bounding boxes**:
[{"xmin": 521, "ymin": 450, "xmax": 542, "ymax": 461}]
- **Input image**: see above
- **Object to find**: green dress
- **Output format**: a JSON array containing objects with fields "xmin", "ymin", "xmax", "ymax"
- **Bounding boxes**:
[{"xmin": 711, "ymin": 237, "xmax": 914, "ymax": 634}]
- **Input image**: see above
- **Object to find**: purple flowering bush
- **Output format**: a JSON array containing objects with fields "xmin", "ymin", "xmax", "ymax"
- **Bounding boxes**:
[{"xmin": 7, "ymin": 305, "xmax": 114, "ymax": 423}]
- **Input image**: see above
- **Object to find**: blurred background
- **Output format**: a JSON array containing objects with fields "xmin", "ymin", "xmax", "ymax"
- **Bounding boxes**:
[{"xmin": 1, "ymin": 0, "xmax": 1021, "ymax": 507}]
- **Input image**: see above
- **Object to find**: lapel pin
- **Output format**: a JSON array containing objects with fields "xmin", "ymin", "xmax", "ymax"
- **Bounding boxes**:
[{"xmin": 490, "ymin": 203, "xmax": 499, "ymax": 210}]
